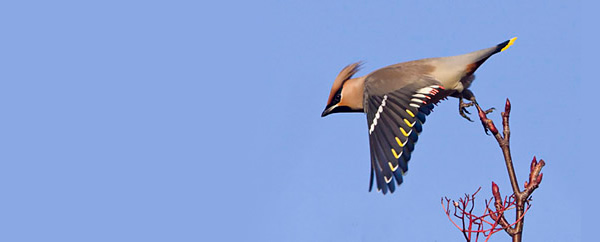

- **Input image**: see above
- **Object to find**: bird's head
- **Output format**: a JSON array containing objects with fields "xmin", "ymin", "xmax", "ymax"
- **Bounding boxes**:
[{"xmin": 321, "ymin": 62, "xmax": 365, "ymax": 117}]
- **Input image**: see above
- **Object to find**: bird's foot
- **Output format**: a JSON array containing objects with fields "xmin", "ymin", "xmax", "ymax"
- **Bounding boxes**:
[
  {"xmin": 483, "ymin": 107, "xmax": 495, "ymax": 114},
  {"xmin": 459, "ymin": 97, "xmax": 474, "ymax": 122},
  {"xmin": 456, "ymin": 89, "xmax": 496, "ymax": 134},
  {"xmin": 459, "ymin": 96, "xmax": 496, "ymax": 134}
]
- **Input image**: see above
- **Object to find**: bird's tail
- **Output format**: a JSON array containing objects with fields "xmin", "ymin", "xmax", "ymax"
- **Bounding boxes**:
[
  {"xmin": 460, "ymin": 37, "xmax": 517, "ymax": 76},
  {"xmin": 496, "ymin": 37, "xmax": 518, "ymax": 53}
]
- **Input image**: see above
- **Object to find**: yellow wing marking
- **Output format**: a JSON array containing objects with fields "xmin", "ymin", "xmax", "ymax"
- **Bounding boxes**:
[
  {"xmin": 404, "ymin": 119, "xmax": 414, "ymax": 127},
  {"xmin": 400, "ymin": 127, "xmax": 409, "ymax": 137},
  {"xmin": 395, "ymin": 137, "xmax": 405, "ymax": 147},
  {"xmin": 392, "ymin": 148, "xmax": 402, "ymax": 159}
]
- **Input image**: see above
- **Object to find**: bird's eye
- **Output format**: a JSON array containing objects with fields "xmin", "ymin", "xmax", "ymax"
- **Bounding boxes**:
[{"xmin": 333, "ymin": 90, "xmax": 342, "ymax": 103}]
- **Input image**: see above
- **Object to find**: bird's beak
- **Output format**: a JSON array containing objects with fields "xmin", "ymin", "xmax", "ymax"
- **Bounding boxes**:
[{"xmin": 321, "ymin": 105, "xmax": 336, "ymax": 117}]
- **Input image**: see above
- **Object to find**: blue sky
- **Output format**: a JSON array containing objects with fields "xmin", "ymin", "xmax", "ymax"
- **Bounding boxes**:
[{"xmin": 1, "ymin": 1, "xmax": 587, "ymax": 241}]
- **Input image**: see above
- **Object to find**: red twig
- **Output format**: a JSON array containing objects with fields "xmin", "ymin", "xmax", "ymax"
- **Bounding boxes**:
[
  {"xmin": 441, "ymin": 187, "xmax": 531, "ymax": 242},
  {"xmin": 442, "ymin": 99, "xmax": 545, "ymax": 242}
]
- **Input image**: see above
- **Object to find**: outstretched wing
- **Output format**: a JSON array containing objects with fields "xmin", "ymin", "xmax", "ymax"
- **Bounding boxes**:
[{"xmin": 365, "ymin": 76, "xmax": 446, "ymax": 194}]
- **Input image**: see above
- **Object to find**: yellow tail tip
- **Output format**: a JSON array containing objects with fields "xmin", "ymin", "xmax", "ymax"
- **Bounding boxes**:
[{"xmin": 500, "ymin": 37, "xmax": 517, "ymax": 52}]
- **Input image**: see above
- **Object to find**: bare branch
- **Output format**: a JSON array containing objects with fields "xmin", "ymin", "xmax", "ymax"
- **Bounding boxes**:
[
  {"xmin": 442, "ymin": 99, "xmax": 546, "ymax": 242},
  {"xmin": 475, "ymin": 99, "xmax": 545, "ymax": 242}
]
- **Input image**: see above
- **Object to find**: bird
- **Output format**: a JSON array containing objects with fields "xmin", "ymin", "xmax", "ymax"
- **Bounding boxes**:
[{"xmin": 321, "ymin": 38, "xmax": 517, "ymax": 194}]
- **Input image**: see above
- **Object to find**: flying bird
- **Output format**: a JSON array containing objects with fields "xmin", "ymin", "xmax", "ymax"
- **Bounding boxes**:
[{"xmin": 321, "ymin": 38, "xmax": 517, "ymax": 194}]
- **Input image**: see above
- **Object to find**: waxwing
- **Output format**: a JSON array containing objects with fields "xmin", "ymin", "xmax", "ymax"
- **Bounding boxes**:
[{"xmin": 321, "ymin": 38, "xmax": 517, "ymax": 194}]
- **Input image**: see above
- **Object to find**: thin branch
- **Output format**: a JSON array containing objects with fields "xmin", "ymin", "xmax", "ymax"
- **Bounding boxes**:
[
  {"xmin": 476, "ymin": 99, "xmax": 520, "ymax": 194},
  {"xmin": 442, "ymin": 99, "xmax": 546, "ymax": 242},
  {"xmin": 474, "ymin": 99, "xmax": 545, "ymax": 242}
]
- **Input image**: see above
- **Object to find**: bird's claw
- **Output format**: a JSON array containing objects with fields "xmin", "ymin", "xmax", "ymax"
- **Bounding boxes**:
[
  {"xmin": 457, "ymin": 90, "xmax": 496, "ymax": 135},
  {"xmin": 459, "ymin": 98, "xmax": 474, "ymax": 122}
]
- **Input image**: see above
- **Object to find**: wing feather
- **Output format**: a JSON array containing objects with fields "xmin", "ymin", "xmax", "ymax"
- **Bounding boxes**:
[{"xmin": 365, "ymin": 76, "xmax": 447, "ymax": 193}]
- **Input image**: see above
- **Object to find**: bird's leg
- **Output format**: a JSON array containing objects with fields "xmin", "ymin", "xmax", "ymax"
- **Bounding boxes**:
[
  {"xmin": 456, "ymin": 89, "xmax": 495, "ymax": 133},
  {"xmin": 459, "ymin": 97, "xmax": 474, "ymax": 122},
  {"xmin": 456, "ymin": 89, "xmax": 478, "ymax": 122},
  {"xmin": 469, "ymin": 97, "xmax": 495, "ymax": 116},
  {"xmin": 460, "ymin": 89, "xmax": 496, "ymax": 134}
]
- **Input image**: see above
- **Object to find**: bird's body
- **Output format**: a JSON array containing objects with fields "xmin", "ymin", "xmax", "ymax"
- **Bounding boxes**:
[{"xmin": 322, "ymin": 38, "xmax": 516, "ymax": 194}]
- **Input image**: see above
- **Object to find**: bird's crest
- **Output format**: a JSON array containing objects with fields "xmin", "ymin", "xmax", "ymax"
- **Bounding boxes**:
[{"xmin": 327, "ymin": 62, "xmax": 363, "ymax": 105}]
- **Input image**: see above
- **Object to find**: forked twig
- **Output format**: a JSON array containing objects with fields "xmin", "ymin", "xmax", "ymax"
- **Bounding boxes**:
[{"xmin": 442, "ymin": 99, "xmax": 545, "ymax": 242}]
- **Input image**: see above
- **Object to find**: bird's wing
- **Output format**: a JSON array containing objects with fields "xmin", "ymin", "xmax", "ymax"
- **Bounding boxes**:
[{"xmin": 365, "ymin": 72, "xmax": 446, "ymax": 194}]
